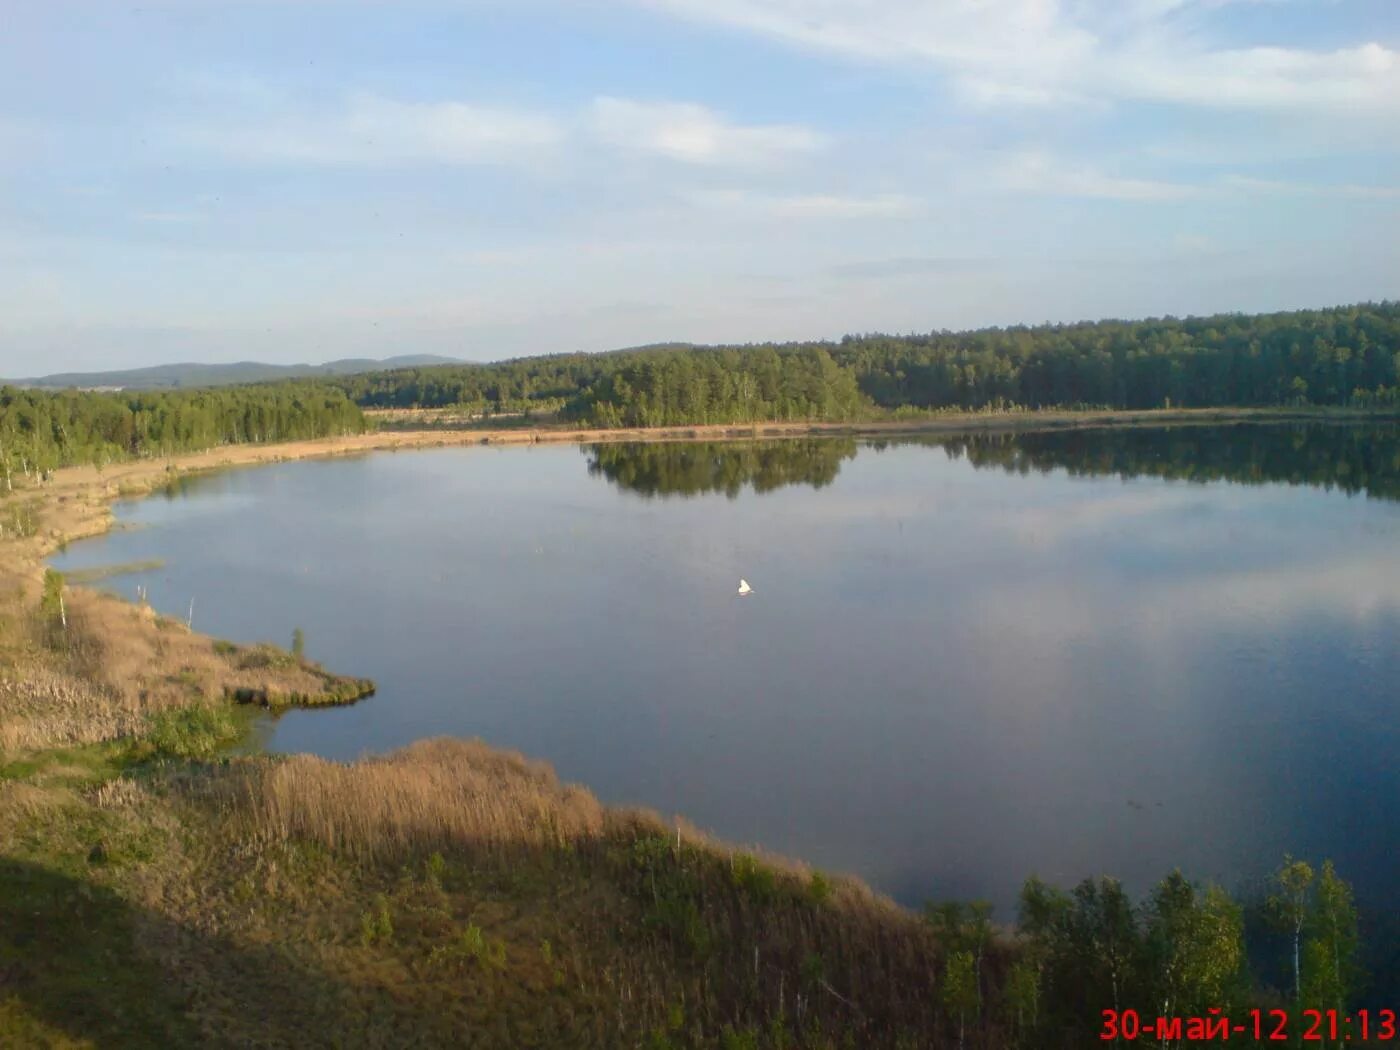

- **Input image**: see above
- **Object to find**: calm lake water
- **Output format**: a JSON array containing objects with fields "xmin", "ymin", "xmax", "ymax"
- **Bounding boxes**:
[{"xmin": 52, "ymin": 424, "xmax": 1400, "ymax": 916}]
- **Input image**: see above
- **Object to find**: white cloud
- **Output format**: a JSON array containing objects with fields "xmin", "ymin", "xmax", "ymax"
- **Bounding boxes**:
[
  {"xmin": 686, "ymin": 188, "xmax": 921, "ymax": 218},
  {"xmin": 1220, "ymin": 174, "xmax": 1400, "ymax": 199},
  {"xmin": 637, "ymin": 0, "xmax": 1092, "ymax": 77},
  {"xmin": 179, "ymin": 93, "xmax": 563, "ymax": 167},
  {"xmin": 1111, "ymin": 41, "xmax": 1400, "ymax": 112},
  {"xmin": 171, "ymin": 90, "xmax": 826, "ymax": 172},
  {"xmin": 632, "ymin": 0, "xmax": 1400, "ymax": 115},
  {"xmin": 997, "ymin": 151, "xmax": 1203, "ymax": 201},
  {"xmin": 590, "ymin": 96, "xmax": 825, "ymax": 166}
]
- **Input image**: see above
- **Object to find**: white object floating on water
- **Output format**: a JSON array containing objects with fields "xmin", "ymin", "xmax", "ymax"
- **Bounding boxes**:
[{"xmin": 736, "ymin": 578, "xmax": 753, "ymax": 597}]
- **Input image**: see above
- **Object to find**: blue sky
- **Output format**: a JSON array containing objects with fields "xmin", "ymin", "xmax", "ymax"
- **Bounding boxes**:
[{"xmin": 2, "ymin": 0, "xmax": 1398, "ymax": 374}]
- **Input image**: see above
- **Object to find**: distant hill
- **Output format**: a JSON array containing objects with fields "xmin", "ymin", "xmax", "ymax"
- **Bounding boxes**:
[{"xmin": 10, "ymin": 355, "xmax": 463, "ymax": 391}]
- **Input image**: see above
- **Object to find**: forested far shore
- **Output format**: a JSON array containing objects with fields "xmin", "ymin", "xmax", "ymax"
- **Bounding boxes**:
[
  {"xmin": 6, "ymin": 301, "xmax": 1400, "ymax": 475},
  {"xmin": 327, "ymin": 302, "xmax": 1400, "ymax": 424},
  {"xmin": 0, "ymin": 383, "xmax": 367, "ymax": 475}
]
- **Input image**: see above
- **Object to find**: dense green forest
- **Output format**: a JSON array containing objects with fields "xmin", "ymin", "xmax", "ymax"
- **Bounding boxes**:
[
  {"xmin": 0, "ymin": 384, "xmax": 366, "ymax": 478},
  {"xmin": 583, "ymin": 424, "xmax": 1400, "ymax": 503},
  {"xmin": 329, "ymin": 302, "xmax": 1400, "ymax": 424},
  {"xmin": 7, "ymin": 303, "xmax": 1397, "ymax": 478},
  {"xmin": 841, "ymin": 302, "xmax": 1400, "ymax": 413}
]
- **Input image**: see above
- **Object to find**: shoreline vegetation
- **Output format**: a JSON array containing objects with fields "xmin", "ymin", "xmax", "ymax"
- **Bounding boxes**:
[{"xmin": 0, "ymin": 405, "xmax": 1389, "ymax": 1044}]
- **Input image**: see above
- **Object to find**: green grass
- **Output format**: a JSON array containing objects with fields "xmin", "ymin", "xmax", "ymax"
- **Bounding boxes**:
[
  {"xmin": 133, "ymin": 703, "xmax": 243, "ymax": 761},
  {"xmin": 0, "ymin": 740, "xmax": 134, "ymax": 787},
  {"xmin": 235, "ymin": 642, "xmax": 299, "ymax": 671}
]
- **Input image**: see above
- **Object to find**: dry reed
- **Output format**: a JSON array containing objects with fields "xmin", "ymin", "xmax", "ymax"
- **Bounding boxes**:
[{"xmin": 235, "ymin": 737, "xmax": 606, "ymax": 860}]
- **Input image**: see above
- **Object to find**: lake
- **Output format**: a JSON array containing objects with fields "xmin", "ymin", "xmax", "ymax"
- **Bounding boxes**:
[{"xmin": 51, "ymin": 423, "xmax": 1400, "ymax": 918}]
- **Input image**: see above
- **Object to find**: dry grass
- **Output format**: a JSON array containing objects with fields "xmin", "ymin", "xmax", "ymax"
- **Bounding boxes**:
[
  {"xmin": 165, "ymin": 737, "xmax": 961, "ymax": 1045},
  {"xmin": 0, "ymin": 781, "xmax": 67, "ymax": 827},
  {"xmin": 87, "ymin": 776, "xmax": 147, "ymax": 810},
  {"xmin": 0, "ymin": 434, "xmax": 405, "ymax": 754},
  {"xmin": 0, "ymin": 587, "xmax": 369, "ymax": 753},
  {"xmin": 220, "ymin": 736, "xmax": 886, "ymax": 905},
  {"xmin": 0, "ymin": 666, "xmax": 125, "ymax": 751},
  {"xmin": 0, "ymin": 729, "xmax": 978, "ymax": 1046},
  {"xmin": 227, "ymin": 737, "xmax": 606, "ymax": 860}
]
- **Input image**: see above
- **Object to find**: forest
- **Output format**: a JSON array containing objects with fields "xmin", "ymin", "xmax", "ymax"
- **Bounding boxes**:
[
  {"xmin": 8, "ymin": 304, "xmax": 1398, "ymax": 474},
  {"xmin": 999, "ymin": 858, "xmax": 1363, "ymax": 1047},
  {"xmin": 328, "ymin": 302, "xmax": 1400, "ymax": 424},
  {"xmin": 0, "ymin": 383, "xmax": 367, "ymax": 477}
]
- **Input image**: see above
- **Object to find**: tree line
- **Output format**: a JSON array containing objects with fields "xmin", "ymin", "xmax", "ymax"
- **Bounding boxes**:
[
  {"xmin": 0, "ymin": 383, "xmax": 367, "ymax": 482},
  {"xmin": 8, "ymin": 302, "xmax": 1395, "ymax": 478},
  {"xmin": 325, "ymin": 302, "xmax": 1400, "ymax": 424},
  {"xmin": 841, "ymin": 302, "xmax": 1400, "ymax": 413},
  {"xmin": 946, "ymin": 857, "xmax": 1361, "ymax": 1048}
]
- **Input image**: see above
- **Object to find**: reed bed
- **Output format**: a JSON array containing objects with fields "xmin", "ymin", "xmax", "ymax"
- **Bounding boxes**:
[
  {"xmin": 183, "ymin": 737, "xmax": 968, "ymax": 1045},
  {"xmin": 233, "ymin": 737, "xmax": 606, "ymax": 859},
  {"xmin": 0, "ymin": 667, "xmax": 138, "ymax": 751}
]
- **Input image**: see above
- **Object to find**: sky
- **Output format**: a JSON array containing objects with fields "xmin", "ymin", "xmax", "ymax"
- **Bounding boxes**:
[{"xmin": 1, "ymin": 0, "xmax": 1398, "ymax": 375}]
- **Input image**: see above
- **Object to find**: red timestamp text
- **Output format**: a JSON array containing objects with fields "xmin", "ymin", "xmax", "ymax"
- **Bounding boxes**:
[{"xmin": 1101, "ymin": 1007, "xmax": 1400, "ymax": 1043}]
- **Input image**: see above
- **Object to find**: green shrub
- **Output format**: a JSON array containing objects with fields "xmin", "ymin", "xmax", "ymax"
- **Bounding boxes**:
[
  {"xmin": 428, "ymin": 922, "xmax": 506, "ymax": 971},
  {"xmin": 424, "ymin": 851, "xmax": 446, "ymax": 889},
  {"xmin": 730, "ymin": 853, "xmax": 777, "ymax": 904},
  {"xmin": 646, "ymin": 895, "xmax": 712, "ymax": 958},
  {"xmin": 236, "ymin": 644, "xmax": 296, "ymax": 671},
  {"xmin": 540, "ymin": 939, "xmax": 565, "ymax": 986},
  {"xmin": 40, "ymin": 569, "xmax": 65, "ymax": 628},
  {"xmin": 140, "ymin": 704, "xmax": 239, "ymax": 760},
  {"xmin": 360, "ymin": 893, "xmax": 394, "ymax": 946},
  {"xmin": 630, "ymin": 833, "xmax": 671, "ymax": 874}
]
